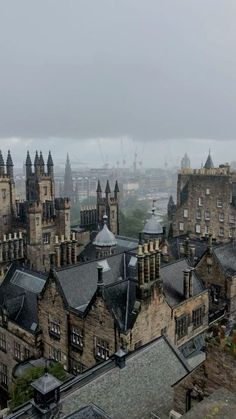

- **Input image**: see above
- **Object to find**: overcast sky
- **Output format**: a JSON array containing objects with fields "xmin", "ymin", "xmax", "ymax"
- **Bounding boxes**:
[{"xmin": 0, "ymin": 0, "xmax": 236, "ymax": 167}]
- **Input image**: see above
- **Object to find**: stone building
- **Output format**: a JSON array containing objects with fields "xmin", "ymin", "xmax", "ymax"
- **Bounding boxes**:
[
  {"xmin": 195, "ymin": 238, "xmax": 236, "ymax": 320},
  {"xmin": 80, "ymin": 180, "xmax": 119, "ymax": 235},
  {"xmin": 0, "ymin": 264, "xmax": 46, "ymax": 402},
  {"xmin": 170, "ymin": 152, "xmax": 236, "ymax": 242},
  {"xmin": 173, "ymin": 325, "xmax": 236, "ymax": 415},
  {"xmin": 38, "ymin": 238, "xmax": 208, "ymax": 375},
  {"xmin": 0, "ymin": 150, "xmax": 82, "ymax": 273}
]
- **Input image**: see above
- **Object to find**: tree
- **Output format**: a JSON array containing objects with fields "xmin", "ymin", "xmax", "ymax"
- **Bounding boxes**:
[{"xmin": 10, "ymin": 362, "xmax": 67, "ymax": 410}]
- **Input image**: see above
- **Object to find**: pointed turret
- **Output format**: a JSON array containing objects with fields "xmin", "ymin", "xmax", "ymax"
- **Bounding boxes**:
[
  {"xmin": 114, "ymin": 180, "xmax": 119, "ymax": 199},
  {"xmin": 105, "ymin": 180, "xmax": 111, "ymax": 195},
  {"xmin": 6, "ymin": 150, "xmax": 14, "ymax": 182},
  {"xmin": 47, "ymin": 151, "xmax": 54, "ymax": 176},
  {"xmin": 34, "ymin": 151, "xmax": 40, "ymax": 177},
  {"xmin": 0, "ymin": 151, "xmax": 5, "ymax": 176},
  {"xmin": 25, "ymin": 151, "xmax": 32, "ymax": 177},
  {"xmin": 96, "ymin": 179, "xmax": 102, "ymax": 193},
  {"xmin": 39, "ymin": 151, "xmax": 45, "ymax": 174},
  {"xmin": 204, "ymin": 150, "xmax": 214, "ymax": 169}
]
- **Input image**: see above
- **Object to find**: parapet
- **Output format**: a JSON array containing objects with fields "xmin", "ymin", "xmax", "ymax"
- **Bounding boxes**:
[
  {"xmin": 55, "ymin": 197, "xmax": 71, "ymax": 210},
  {"xmin": 28, "ymin": 201, "xmax": 43, "ymax": 214},
  {"xmin": 179, "ymin": 165, "xmax": 231, "ymax": 176}
]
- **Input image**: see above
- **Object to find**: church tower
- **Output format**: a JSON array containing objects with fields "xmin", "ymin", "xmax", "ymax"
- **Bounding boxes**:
[
  {"xmin": 26, "ymin": 151, "xmax": 55, "ymax": 202},
  {"xmin": 63, "ymin": 153, "xmax": 74, "ymax": 201},
  {"xmin": 97, "ymin": 180, "xmax": 119, "ymax": 235},
  {"xmin": 0, "ymin": 150, "xmax": 16, "ymax": 236}
]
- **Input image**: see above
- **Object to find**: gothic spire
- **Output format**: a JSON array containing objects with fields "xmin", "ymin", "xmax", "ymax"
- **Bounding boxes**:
[
  {"xmin": 105, "ymin": 180, "xmax": 111, "ymax": 195},
  {"xmin": 0, "ymin": 151, "xmax": 5, "ymax": 176},
  {"xmin": 96, "ymin": 179, "xmax": 102, "ymax": 193},
  {"xmin": 204, "ymin": 149, "xmax": 214, "ymax": 169},
  {"xmin": 6, "ymin": 150, "xmax": 14, "ymax": 181}
]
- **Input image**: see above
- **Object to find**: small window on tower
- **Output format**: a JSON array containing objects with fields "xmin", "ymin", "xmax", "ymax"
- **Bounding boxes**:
[
  {"xmin": 66, "ymin": 213, "xmax": 69, "ymax": 221},
  {"xmin": 43, "ymin": 186, "xmax": 47, "ymax": 196},
  {"xmin": 2, "ymin": 189, "xmax": 6, "ymax": 199},
  {"xmin": 36, "ymin": 217, "xmax": 40, "ymax": 226},
  {"xmin": 3, "ymin": 215, "xmax": 7, "ymax": 225},
  {"xmin": 183, "ymin": 209, "xmax": 188, "ymax": 218},
  {"xmin": 112, "ymin": 210, "xmax": 115, "ymax": 219}
]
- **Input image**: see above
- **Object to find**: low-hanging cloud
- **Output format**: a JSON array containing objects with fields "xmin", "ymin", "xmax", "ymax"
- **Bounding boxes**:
[{"xmin": 0, "ymin": 0, "xmax": 236, "ymax": 141}]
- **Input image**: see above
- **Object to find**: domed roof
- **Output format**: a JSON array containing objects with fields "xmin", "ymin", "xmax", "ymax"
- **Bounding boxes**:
[
  {"xmin": 93, "ymin": 215, "xmax": 117, "ymax": 247},
  {"xmin": 143, "ymin": 207, "xmax": 163, "ymax": 235}
]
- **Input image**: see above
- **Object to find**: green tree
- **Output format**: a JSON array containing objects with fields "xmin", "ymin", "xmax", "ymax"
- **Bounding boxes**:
[{"xmin": 10, "ymin": 362, "xmax": 67, "ymax": 410}]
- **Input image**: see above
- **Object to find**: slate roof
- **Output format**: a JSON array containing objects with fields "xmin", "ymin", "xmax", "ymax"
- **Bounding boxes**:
[
  {"xmin": 61, "ymin": 336, "xmax": 190, "ymax": 419},
  {"xmin": 161, "ymin": 259, "xmax": 205, "ymax": 307},
  {"xmin": 55, "ymin": 253, "xmax": 125, "ymax": 313},
  {"xmin": 64, "ymin": 404, "xmax": 111, "ymax": 419},
  {"xmin": 143, "ymin": 210, "xmax": 163, "ymax": 235},
  {"xmin": 93, "ymin": 223, "xmax": 117, "ymax": 247},
  {"xmin": 213, "ymin": 240, "xmax": 236, "ymax": 276},
  {"xmin": 168, "ymin": 235, "xmax": 209, "ymax": 264},
  {"xmin": 79, "ymin": 234, "xmax": 138, "ymax": 263},
  {"xmin": 0, "ymin": 264, "xmax": 47, "ymax": 333},
  {"xmin": 103, "ymin": 279, "xmax": 137, "ymax": 331},
  {"xmin": 31, "ymin": 373, "xmax": 61, "ymax": 394}
]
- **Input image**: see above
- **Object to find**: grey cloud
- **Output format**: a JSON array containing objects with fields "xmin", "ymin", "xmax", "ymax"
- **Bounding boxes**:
[{"xmin": 0, "ymin": 0, "xmax": 236, "ymax": 141}]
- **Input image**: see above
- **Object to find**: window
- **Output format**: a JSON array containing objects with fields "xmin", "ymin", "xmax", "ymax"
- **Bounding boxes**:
[
  {"xmin": 205, "ymin": 225, "xmax": 209, "ymax": 235},
  {"xmin": 217, "ymin": 199, "xmax": 223, "ymax": 208},
  {"xmin": 3, "ymin": 215, "xmax": 7, "ymax": 225},
  {"xmin": 219, "ymin": 227, "xmax": 224, "ymax": 237},
  {"xmin": 49, "ymin": 345, "xmax": 61, "ymax": 362},
  {"xmin": 198, "ymin": 197, "xmax": 203, "ymax": 206},
  {"xmin": 48, "ymin": 317, "xmax": 60, "ymax": 339},
  {"xmin": 70, "ymin": 358, "xmax": 85, "ymax": 375},
  {"xmin": 0, "ymin": 362, "xmax": 7, "ymax": 387},
  {"xmin": 205, "ymin": 211, "xmax": 210, "ymax": 220},
  {"xmin": 210, "ymin": 284, "xmax": 221, "ymax": 303},
  {"xmin": 43, "ymin": 186, "xmax": 48, "ymax": 196},
  {"xmin": 112, "ymin": 210, "xmax": 115, "ymax": 219},
  {"xmin": 176, "ymin": 315, "xmax": 189, "ymax": 339},
  {"xmin": 24, "ymin": 347, "xmax": 30, "ymax": 360},
  {"xmin": 66, "ymin": 213, "xmax": 69, "ymax": 221},
  {"xmin": 95, "ymin": 338, "xmax": 109, "ymax": 360},
  {"xmin": 71, "ymin": 327, "xmax": 83, "ymax": 350},
  {"xmin": 43, "ymin": 233, "xmax": 50, "ymax": 244},
  {"xmin": 229, "ymin": 214, "xmax": 235, "ymax": 223},
  {"xmin": 192, "ymin": 306, "xmax": 205, "ymax": 328},
  {"xmin": 229, "ymin": 229, "xmax": 233, "ymax": 238},
  {"xmin": 0, "ymin": 332, "xmax": 6, "ymax": 352},
  {"xmin": 2, "ymin": 189, "xmax": 6, "ymax": 199},
  {"xmin": 196, "ymin": 210, "xmax": 201, "ymax": 220},
  {"xmin": 206, "ymin": 188, "xmax": 210, "ymax": 195},
  {"xmin": 36, "ymin": 217, "xmax": 40, "ymax": 226},
  {"xmin": 179, "ymin": 222, "xmax": 184, "ymax": 232},
  {"xmin": 14, "ymin": 341, "xmax": 22, "ymax": 361},
  {"xmin": 219, "ymin": 213, "xmax": 224, "ymax": 222},
  {"xmin": 195, "ymin": 224, "xmax": 201, "ymax": 234},
  {"xmin": 183, "ymin": 209, "xmax": 188, "ymax": 218}
]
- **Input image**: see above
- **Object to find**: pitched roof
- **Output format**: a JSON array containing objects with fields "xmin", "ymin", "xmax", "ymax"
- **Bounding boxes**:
[
  {"xmin": 64, "ymin": 404, "xmax": 111, "ymax": 419},
  {"xmin": 0, "ymin": 264, "xmax": 47, "ymax": 333},
  {"xmin": 161, "ymin": 259, "xmax": 205, "ymax": 307},
  {"xmin": 59, "ymin": 336, "xmax": 190, "ymax": 419},
  {"xmin": 55, "ymin": 253, "xmax": 125, "ymax": 313},
  {"xmin": 213, "ymin": 240, "xmax": 236, "ymax": 275}
]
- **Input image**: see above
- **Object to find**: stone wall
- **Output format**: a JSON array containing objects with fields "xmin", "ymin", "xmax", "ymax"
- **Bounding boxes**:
[{"xmin": 173, "ymin": 341, "xmax": 236, "ymax": 414}]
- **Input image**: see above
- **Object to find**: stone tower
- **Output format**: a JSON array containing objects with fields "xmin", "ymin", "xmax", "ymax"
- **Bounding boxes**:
[
  {"xmin": 26, "ymin": 151, "xmax": 55, "ymax": 202},
  {"xmin": 0, "ymin": 150, "xmax": 16, "ymax": 236},
  {"xmin": 97, "ymin": 180, "xmax": 119, "ymax": 235}
]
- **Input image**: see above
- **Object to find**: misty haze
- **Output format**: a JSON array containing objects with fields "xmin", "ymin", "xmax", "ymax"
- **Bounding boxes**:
[{"xmin": 0, "ymin": 1, "xmax": 236, "ymax": 418}]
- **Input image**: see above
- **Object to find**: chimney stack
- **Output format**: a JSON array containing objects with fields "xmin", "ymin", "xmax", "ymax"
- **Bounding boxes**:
[
  {"xmin": 137, "ymin": 245, "xmax": 144, "ymax": 285},
  {"xmin": 189, "ymin": 268, "xmax": 194, "ymax": 297},
  {"xmin": 183, "ymin": 269, "xmax": 190, "ymax": 299},
  {"xmin": 143, "ymin": 243, "xmax": 150, "ymax": 283}
]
